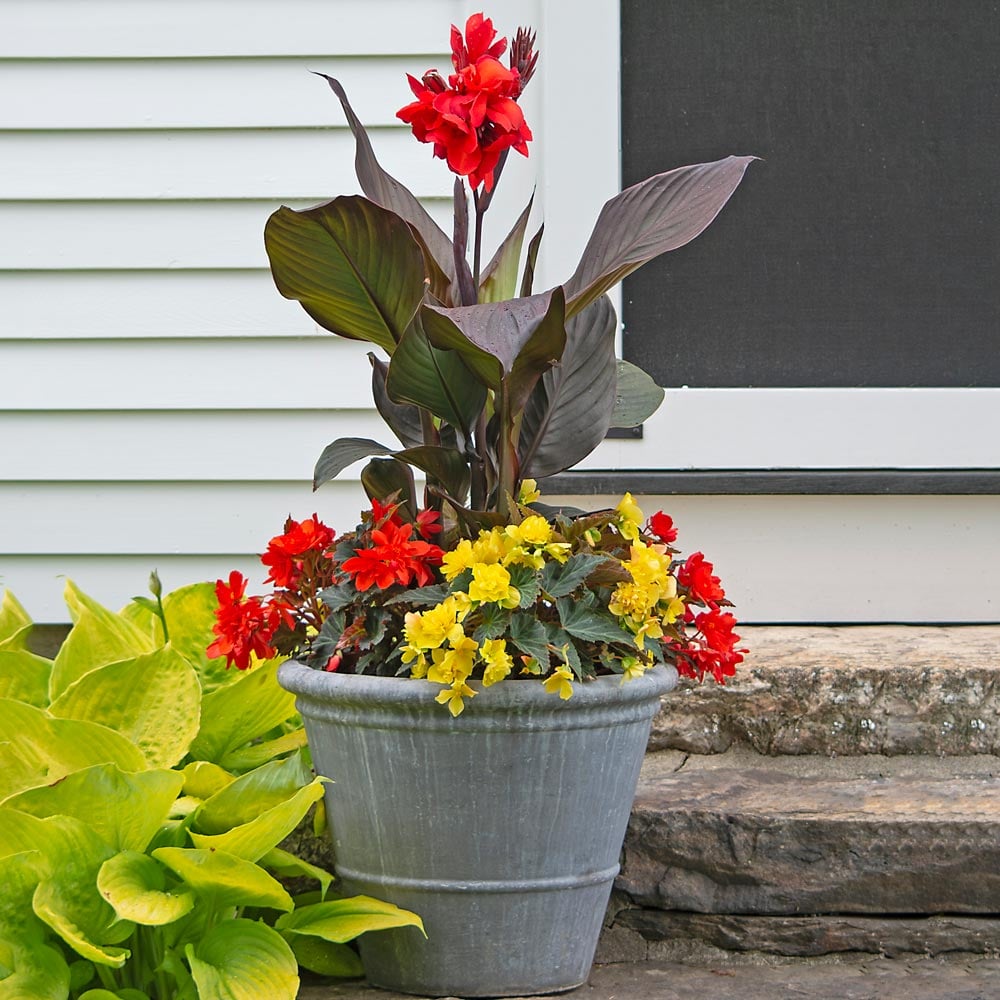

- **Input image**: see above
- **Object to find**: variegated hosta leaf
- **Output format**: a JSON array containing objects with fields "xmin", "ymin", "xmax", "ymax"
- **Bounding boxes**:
[
  {"xmin": 186, "ymin": 918, "xmax": 298, "ymax": 1000},
  {"xmin": 96, "ymin": 850, "xmax": 195, "ymax": 926},
  {"xmin": 275, "ymin": 896, "xmax": 425, "ymax": 943},
  {"xmin": 0, "ymin": 589, "xmax": 32, "ymax": 648},
  {"xmin": 151, "ymin": 848, "xmax": 292, "ymax": 912}
]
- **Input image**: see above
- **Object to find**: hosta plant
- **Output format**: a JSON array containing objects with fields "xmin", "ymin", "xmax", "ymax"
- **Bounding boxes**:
[
  {"xmin": 0, "ymin": 581, "xmax": 421, "ymax": 1000},
  {"xmin": 234, "ymin": 11, "xmax": 751, "ymax": 707}
]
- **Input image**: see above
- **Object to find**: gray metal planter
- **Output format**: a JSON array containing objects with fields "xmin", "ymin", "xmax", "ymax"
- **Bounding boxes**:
[{"xmin": 278, "ymin": 661, "xmax": 676, "ymax": 997}]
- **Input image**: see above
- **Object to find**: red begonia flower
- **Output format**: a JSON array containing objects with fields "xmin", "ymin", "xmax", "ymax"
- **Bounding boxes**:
[
  {"xmin": 207, "ymin": 570, "xmax": 293, "ymax": 670},
  {"xmin": 648, "ymin": 511, "xmax": 678, "ymax": 544},
  {"xmin": 677, "ymin": 551, "xmax": 726, "ymax": 606},
  {"xmin": 342, "ymin": 521, "xmax": 444, "ymax": 591},
  {"xmin": 261, "ymin": 514, "xmax": 335, "ymax": 589}
]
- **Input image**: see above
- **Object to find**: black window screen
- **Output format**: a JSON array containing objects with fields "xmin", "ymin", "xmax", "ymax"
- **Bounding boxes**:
[{"xmin": 621, "ymin": 0, "xmax": 1000, "ymax": 388}]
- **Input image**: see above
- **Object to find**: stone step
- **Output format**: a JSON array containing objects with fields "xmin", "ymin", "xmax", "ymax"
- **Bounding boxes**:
[
  {"xmin": 651, "ymin": 625, "xmax": 1000, "ymax": 756},
  {"xmin": 604, "ymin": 749, "xmax": 1000, "ymax": 962}
]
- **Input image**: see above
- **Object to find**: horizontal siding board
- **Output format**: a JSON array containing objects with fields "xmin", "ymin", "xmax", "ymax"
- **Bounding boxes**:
[
  {"xmin": 5, "ymin": 493, "xmax": 999, "ymax": 623},
  {"xmin": 0, "ymin": 271, "xmax": 320, "ymax": 340},
  {"xmin": 0, "ymin": 481, "xmax": 368, "ymax": 554},
  {"xmin": 0, "ymin": 410, "xmax": 395, "ymax": 480},
  {"xmin": 1, "ymin": 338, "xmax": 377, "ymax": 410},
  {"xmin": 1, "ymin": 0, "xmax": 463, "ymax": 59},
  {"xmin": 0, "ymin": 200, "xmax": 455, "ymax": 270},
  {"xmin": 1, "ymin": 129, "xmax": 447, "ymax": 200},
  {"xmin": 0, "ymin": 57, "xmax": 447, "ymax": 130}
]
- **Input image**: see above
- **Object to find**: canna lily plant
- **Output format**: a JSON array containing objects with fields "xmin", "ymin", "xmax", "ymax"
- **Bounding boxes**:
[
  {"xmin": 264, "ymin": 12, "xmax": 754, "ymax": 524},
  {"xmin": 217, "ymin": 12, "xmax": 752, "ymax": 714}
]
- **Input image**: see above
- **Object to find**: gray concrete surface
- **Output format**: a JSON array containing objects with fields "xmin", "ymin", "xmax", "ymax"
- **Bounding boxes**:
[{"xmin": 298, "ymin": 956, "xmax": 1000, "ymax": 999}]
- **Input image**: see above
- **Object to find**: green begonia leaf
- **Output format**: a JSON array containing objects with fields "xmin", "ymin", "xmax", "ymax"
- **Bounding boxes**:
[
  {"xmin": 186, "ymin": 919, "xmax": 298, "ymax": 1000},
  {"xmin": 0, "ymin": 648, "xmax": 52, "ymax": 708},
  {"xmin": 188, "ymin": 779, "xmax": 326, "ymax": 862},
  {"xmin": 610, "ymin": 360, "xmax": 665, "ymax": 428},
  {"xmin": 0, "ymin": 590, "xmax": 32, "ymax": 648},
  {"xmin": 562, "ymin": 155, "xmax": 756, "ymax": 319},
  {"xmin": 189, "ymin": 660, "xmax": 296, "ymax": 768},
  {"xmin": 275, "ymin": 896, "xmax": 425, "ymax": 943},
  {"xmin": 540, "ymin": 554, "xmax": 614, "ymax": 599},
  {"xmin": 265, "ymin": 196, "xmax": 425, "ymax": 355},
  {"xmin": 286, "ymin": 936, "xmax": 363, "ymax": 978},
  {"xmin": 193, "ymin": 754, "xmax": 312, "ymax": 835},
  {"xmin": 151, "ymin": 848, "xmax": 292, "ymax": 912},
  {"xmin": 0, "ymin": 700, "xmax": 145, "ymax": 802},
  {"xmin": 49, "ymin": 646, "xmax": 201, "ymax": 768},
  {"xmin": 4, "ymin": 764, "xmax": 183, "ymax": 853},
  {"xmin": 556, "ymin": 597, "xmax": 636, "ymax": 646},
  {"xmin": 96, "ymin": 851, "xmax": 195, "ymax": 926},
  {"xmin": 508, "ymin": 614, "xmax": 551, "ymax": 668}
]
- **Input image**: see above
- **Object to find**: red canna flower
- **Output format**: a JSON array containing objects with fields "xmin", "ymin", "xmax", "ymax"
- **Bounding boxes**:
[
  {"xmin": 397, "ymin": 12, "xmax": 534, "ymax": 192},
  {"xmin": 262, "ymin": 514, "xmax": 335, "ymax": 589},
  {"xmin": 207, "ymin": 570, "xmax": 293, "ymax": 670},
  {"xmin": 677, "ymin": 551, "xmax": 726, "ymax": 607},
  {"xmin": 342, "ymin": 521, "xmax": 444, "ymax": 591},
  {"xmin": 648, "ymin": 510, "xmax": 678, "ymax": 545}
]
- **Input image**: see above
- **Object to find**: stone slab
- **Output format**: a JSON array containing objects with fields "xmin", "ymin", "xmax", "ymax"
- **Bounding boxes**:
[
  {"xmin": 607, "ymin": 910, "xmax": 1000, "ymax": 960},
  {"xmin": 297, "ymin": 956, "xmax": 1000, "ymax": 1000},
  {"xmin": 651, "ymin": 625, "xmax": 1000, "ymax": 756},
  {"xmin": 619, "ymin": 760, "xmax": 1000, "ymax": 914}
]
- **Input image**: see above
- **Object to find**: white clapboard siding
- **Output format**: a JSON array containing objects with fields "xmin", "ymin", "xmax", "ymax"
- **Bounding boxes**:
[
  {"xmin": 0, "ymin": 271, "xmax": 321, "ymax": 340},
  {"xmin": 1, "ymin": 58, "xmax": 447, "ymax": 130},
  {"xmin": 1, "ymin": 410, "xmax": 395, "ymax": 481},
  {"xmin": 0, "ymin": 0, "xmax": 464, "ymax": 58},
  {"xmin": 1, "ymin": 130, "xmax": 449, "ymax": 200},
  {"xmin": 2, "ymin": 339, "xmax": 379, "ymax": 411}
]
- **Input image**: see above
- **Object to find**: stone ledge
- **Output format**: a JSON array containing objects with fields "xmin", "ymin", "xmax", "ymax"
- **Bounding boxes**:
[
  {"xmin": 619, "ymin": 751, "xmax": 1000, "ymax": 916},
  {"xmin": 652, "ymin": 625, "xmax": 1000, "ymax": 756}
]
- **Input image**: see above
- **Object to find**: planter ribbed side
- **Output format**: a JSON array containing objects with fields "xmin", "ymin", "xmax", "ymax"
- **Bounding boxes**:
[{"xmin": 278, "ymin": 661, "xmax": 676, "ymax": 997}]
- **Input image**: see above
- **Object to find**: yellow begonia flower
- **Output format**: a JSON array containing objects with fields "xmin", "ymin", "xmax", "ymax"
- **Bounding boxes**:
[
  {"xmin": 427, "ymin": 634, "xmax": 478, "ymax": 685},
  {"xmin": 609, "ymin": 581, "xmax": 658, "ymax": 620},
  {"xmin": 503, "ymin": 545, "xmax": 546, "ymax": 571},
  {"xmin": 507, "ymin": 515, "xmax": 552, "ymax": 546},
  {"xmin": 543, "ymin": 665, "xmax": 575, "ymax": 700},
  {"xmin": 518, "ymin": 478, "xmax": 541, "ymax": 504},
  {"xmin": 435, "ymin": 679, "xmax": 476, "ymax": 716},
  {"xmin": 441, "ymin": 538, "xmax": 476, "ymax": 581},
  {"xmin": 616, "ymin": 492, "xmax": 644, "ymax": 541},
  {"xmin": 404, "ymin": 595, "xmax": 470, "ymax": 650},
  {"xmin": 401, "ymin": 644, "xmax": 429, "ymax": 678},
  {"xmin": 480, "ymin": 638, "xmax": 514, "ymax": 686},
  {"xmin": 626, "ymin": 544, "xmax": 674, "ymax": 595},
  {"xmin": 633, "ymin": 616, "xmax": 664, "ymax": 645},
  {"xmin": 660, "ymin": 595, "xmax": 686, "ymax": 624},
  {"xmin": 468, "ymin": 563, "xmax": 520, "ymax": 608},
  {"xmin": 472, "ymin": 529, "xmax": 506, "ymax": 565},
  {"xmin": 621, "ymin": 657, "xmax": 647, "ymax": 683}
]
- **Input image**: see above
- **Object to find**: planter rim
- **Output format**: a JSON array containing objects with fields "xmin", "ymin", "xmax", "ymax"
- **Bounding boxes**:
[{"xmin": 278, "ymin": 658, "xmax": 676, "ymax": 712}]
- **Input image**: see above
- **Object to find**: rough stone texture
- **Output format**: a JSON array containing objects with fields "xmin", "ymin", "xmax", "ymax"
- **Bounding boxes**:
[
  {"xmin": 650, "ymin": 625, "xmax": 1000, "ymax": 756},
  {"xmin": 608, "ymin": 910, "xmax": 1000, "ymax": 960},
  {"xmin": 297, "ymin": 956, "xmax": 1000, "ymax": 999},
  {"xmin": 618, "ymin": 756, "xmax": 1000, "ymax": 915}
]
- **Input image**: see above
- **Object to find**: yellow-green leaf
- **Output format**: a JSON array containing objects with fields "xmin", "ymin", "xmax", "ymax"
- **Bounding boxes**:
[
  {"xmin": 0, "ymin": 937, "xmax": 71, "ymax": 1000},
  {"xmin": 181, "ymin": 761, "xmax": 234, "ymax": 800},
  {"xmin": 189, "ymin": 660, "xmax": 296, "ymax": 767},
  {"xmin": 51, "ymin": 581, "xmax": 156, "ymax": 701},
  {"xmin": 4, "ymin": 764, "xmax": 183, "ymax": 853},
  {"xmin": 96, "ymin": 851, "xmax": 195, "ymax": 926},
  {"xmin": 0, "ymin": 589, "xmax": 32, "ymax": 648},
  {"xmin": 275, "ymin": 896, "xmax": 425, "ymax": 943},
  {"xmin": 0, "ymin": 700, "xmax": 145, "ymax": 802},
  {"xmin": 287, "ymin": 936, "xmax": 363, "ymax": 978},
  {"xmin": 49, "ymin": 646, "xmax": 201, "ymax": 767},
  {"xmin": 189, "ymin": 780, "xmax": 326, "ymax": 862},
  {"xmin": 186, "ymin": 919, "xmax": 298, "ymax": 1000},
  {"xmin": 259, "ymin": 848, "xmax": 333, "ymax": 901},
  {"xmin": 152, "ymin": 848, "xmax": 292, "ymax": 912},
  {"xmin": 0, "ymin": 648, "xmax": 52, "ymax": 708}
]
